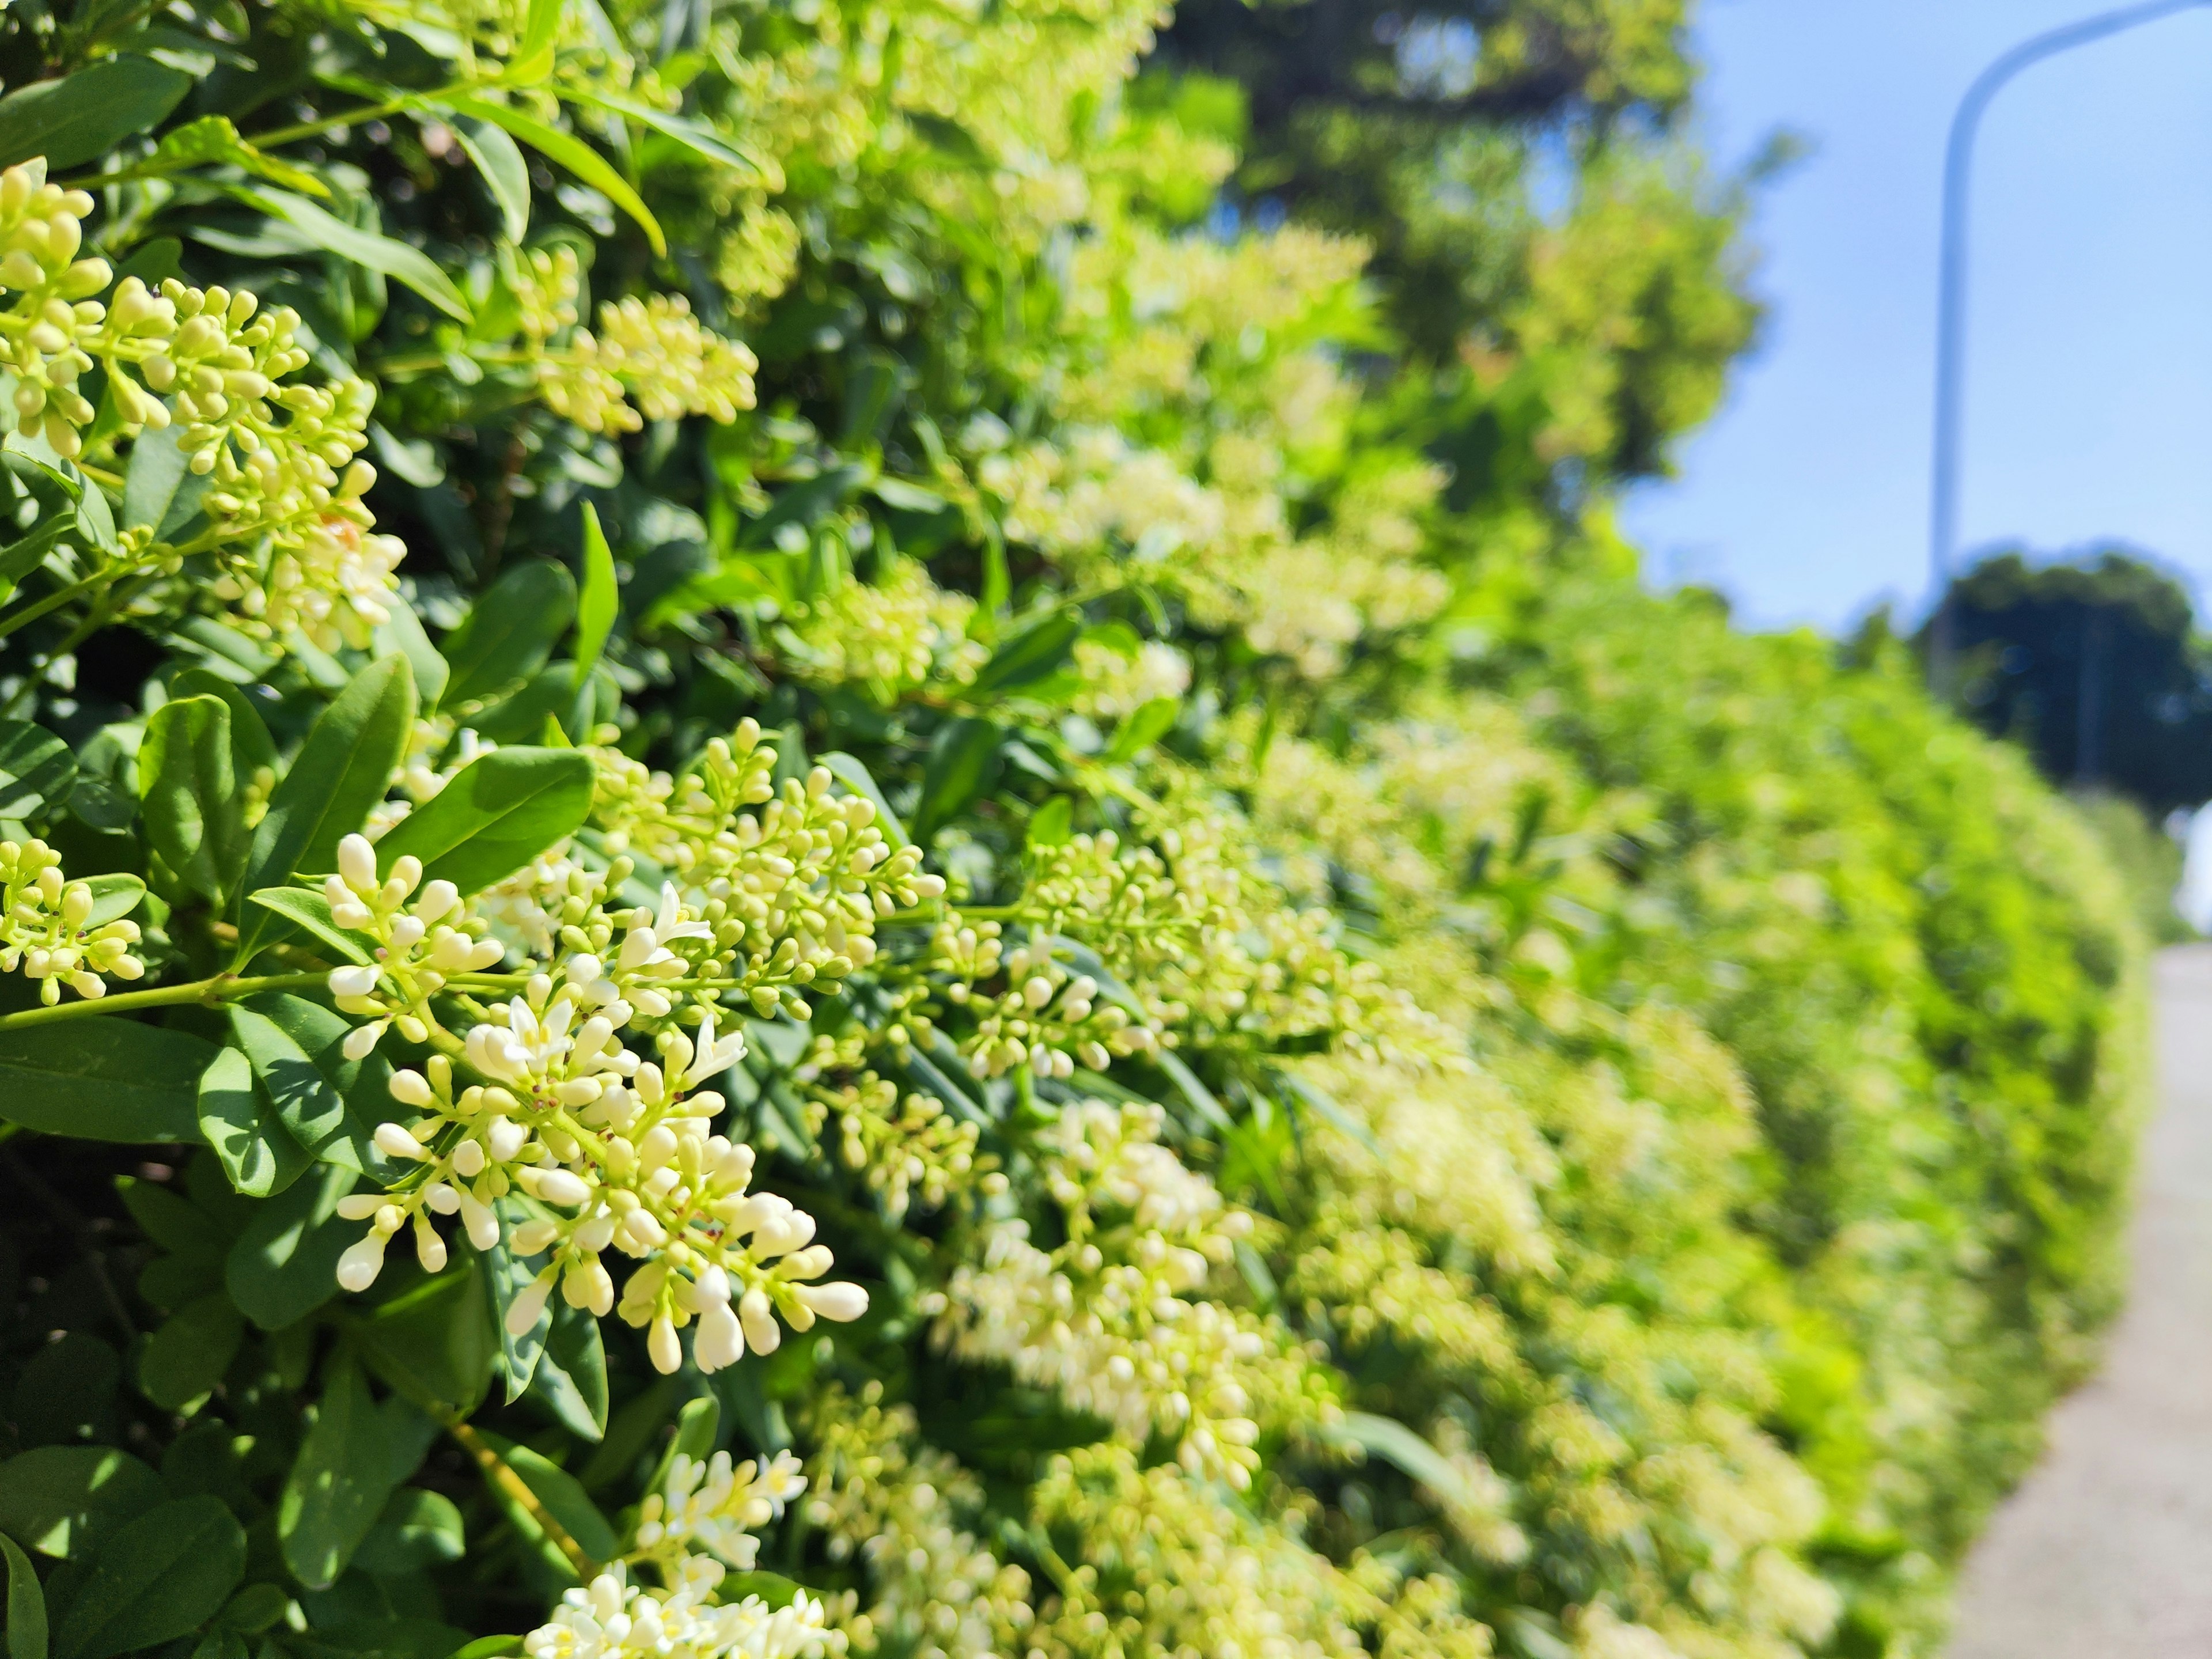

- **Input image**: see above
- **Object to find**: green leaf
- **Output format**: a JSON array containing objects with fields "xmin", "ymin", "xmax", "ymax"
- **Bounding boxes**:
[
  {"xmin": 227, "ymin": 1001, "xmax": 353, "ymax": 1168},
  {"xmin": 280, "ymin": 1357, "xmax": 397, "ymax": 1590},
  {"xmin": 574, "ymin": 503, "xmax": 617, "ymax": 688},
  {"xmin": 476, "ymin": 1434, "xmax": 617, "ymax": 1575},
  {"xmin": 0, "ymin": 1449, "xmax": 161, "ymax": 1560},
  {"xmin": 570, "ymin": 89, "xmax": 764, "ymax": 176},
  {"xmin": 0, "ymin": 1021, "xmax": 213, "ymax": 1143},
  {"xmin": 373, "ymin": 747, "xmax": 594, "ymax": 897},
  {"xmin": 238, "ymin": 654, "xmax": 415, "ymax": 953},
  {"xmin": 169, "ymin": 671, "xmax": 277, "ymax": 784},
  {"xmin": 136, "ymin": 1293, "xmax": 244, "ymax": 1414},
  {"xmin": 0, "ymin": 58, "xmax": 191, "ymax": 170},
  {"xmin": 224, "ymin": 1160, "xmax": 358, "ymax": 1331},
  {"xmin": 198, "ymin": 1043, "xmax": 313, "ymax": 1199},
  {"xmin": 912, "ymin": 717, "xmax": 1002, "ymax": 840},
  {"xmin": 438, "ymin": 560, "xmax": 578, "ymax": 709},
  {"xmin": 968, "ymin": 610, "xmax": 1080, "ymax": 698},
  {"xmin": 147, "ymin": 115, "xmax": 328, "ymax": 196},
  {"xmin": 531, "ymin": 1300, "xmax": 607, "ymax": 1442},
  {"xmin": 445, "ymin": 96, "xmax": 665, "ymax": 256},
  {"xmin": 738, "ymin": 466, "xmax": 867, "ymax": 551},
  {"xmin": 1102, "ymin": 695, "xmax": 1179, "ymax": 763},
  {"xmin": 75, "ymin": 876, "xmax": 144, "ymax": 929},
  {"xmin": 507, "ymin": 0, "xmax": 565, "ymax": 81},
  {"xmin": 245, "ymin": 888, "xmax": 372, "ymax": 964},
  {"xmin": 1026, "ymin": 796, "xmax": 1072, "ymax": 849},
  {"xmin": 48, "ymin": 1497, "xmax": 245, "ymax": 1659},
  {"xmin": 244, "ymin": 190, "xmax": 472, "ymax": 323},
  {"xmin": 355, "ymin": 1259, "xmax": 492, "ymax": 1416},
  {"xmin": 372, "ymin": 603, "xmax": 450, "ymax": 713},
  {"xmin": 121, "ymin": 426, "xmax": 209, "ymax": 537},
  {"xmin": 479, "ymin": 1201, "xmax": 551, "ymax": 1405},
  {"xmin": 643, "ymin": 1395, "xmax": 718, "ymax": 1501},
  {"xmin": 225, "ymin": 994, "xmax": 393, "ymax": 1177},
  {"xmin": 351, "ymin": 1489, "xmax": 465, "ymax": 1577},
  {"xmin": 0, "ymin": 722, "xmax": 75, "ymax": 820},
  {"xmin": 141, "ymin": 696, "xmax": 244, "ymax": 903},
  {"xmin": 2, "ymin": 1535, "xmax": 46, "ymax": 1659},
  {"xmin": 1316, "ymin": 1411, "xmax": 1488, "ymax": 1514},
  {"xmin": 454, "ymin": 118, "xmax": 530, "ymax": 243}
]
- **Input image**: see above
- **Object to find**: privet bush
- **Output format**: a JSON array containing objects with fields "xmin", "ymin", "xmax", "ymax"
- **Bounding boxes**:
[{"xmin": 0, "ymin": 3, "xmax": 2142, "ymax": 1659}]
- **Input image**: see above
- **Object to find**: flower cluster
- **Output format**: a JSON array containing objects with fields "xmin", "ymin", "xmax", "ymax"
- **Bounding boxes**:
[
  {"xmin": 0, "ymin": 841, "xmax": 144, "ymax": 1003},
  {"xmin": 506, "ymin": 251, "xmax": 760, "ymax": 435},
  {"xmin": 0, "ymin": 157, "xmax": 403, "ymax": 650},
  {"xmin": 775, "ymin": 559, "xmax": 987, "ymax": 706},
  {"xmin": 525, "ymin": 1560, "xmax": 841, "ymax": 1659},
  {"xmin": 792, "ymin": 1037, "xmax": 987, "ymax": 1221},
  {"xmin": 632, "ymin": 1449, "xmax": 810, "ymax": 1572},
  {"xmin": 803, "ymin": 1383, "xmax": 1035, "ymax": 1659},
  {"xmin": 929, "ymin": 1100, "xmax": 1326, "ymax": 1487}
]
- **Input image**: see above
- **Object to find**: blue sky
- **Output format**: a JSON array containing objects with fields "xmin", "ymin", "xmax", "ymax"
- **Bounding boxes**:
[{"xmin": 1619, "ymin": 1, "xmax": 2212, "ymax": 633}]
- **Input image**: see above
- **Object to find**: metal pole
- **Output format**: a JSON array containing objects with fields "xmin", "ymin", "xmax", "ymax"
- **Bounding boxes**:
[{"xmin": 1928, "ymin": 0, "xmax": 2211, "ymax": 695}]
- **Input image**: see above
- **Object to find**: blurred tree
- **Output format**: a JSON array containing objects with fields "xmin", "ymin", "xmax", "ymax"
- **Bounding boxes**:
[
  {"xmin": 1926, "ymin": 547, "xmax": 2212, "ymax": 815},
  {"xmin": 1154, "ymin": 0, "xmax": 1766, "ymax": 483}
]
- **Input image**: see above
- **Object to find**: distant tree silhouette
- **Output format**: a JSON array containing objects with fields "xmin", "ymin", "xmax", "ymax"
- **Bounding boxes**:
[{"xmin": 1922, "ymin": 546, "xmax": 2212, "ymax": 815}]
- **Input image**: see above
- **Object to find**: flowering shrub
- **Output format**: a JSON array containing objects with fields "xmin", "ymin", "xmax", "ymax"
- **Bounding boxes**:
[{"xmin": 0, "ymin": 5, "xmax": 2140, "ymax": 1659}]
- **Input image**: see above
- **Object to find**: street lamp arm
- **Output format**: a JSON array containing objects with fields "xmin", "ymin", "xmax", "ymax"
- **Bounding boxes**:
[{"xmin": 1927, "ymin": 0, "xmax": 2212, "ymax": 690}]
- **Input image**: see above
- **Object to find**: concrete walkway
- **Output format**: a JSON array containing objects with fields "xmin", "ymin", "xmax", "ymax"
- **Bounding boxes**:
[{"xmin": 1947, "ymin": 945, "xmax": 2212, "ymax": 1656}]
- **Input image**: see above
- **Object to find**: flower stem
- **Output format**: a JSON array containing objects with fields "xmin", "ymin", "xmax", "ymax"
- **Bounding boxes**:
[{"xmin": 0, "ymin": 970, "xmax": 334, "ymax": 1032}]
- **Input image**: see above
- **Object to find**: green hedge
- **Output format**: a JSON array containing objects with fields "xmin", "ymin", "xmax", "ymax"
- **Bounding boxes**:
[{"xmin": 0, "ymin": 2, "xmax": 2143, "ymax": 1659}]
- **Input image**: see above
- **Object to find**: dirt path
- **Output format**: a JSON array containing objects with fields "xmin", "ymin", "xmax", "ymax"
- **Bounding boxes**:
[{"xmin": 1946, "ymin": 945, "xmax": 2212, "ymax": 1656}]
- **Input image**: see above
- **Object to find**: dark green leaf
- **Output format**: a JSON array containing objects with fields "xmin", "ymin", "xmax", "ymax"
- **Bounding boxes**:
[
  {"xmin": 280, "ymin": 1357, "xmax": 396, "ymax": 1590},
  {"xmin": 245, "ymin": 191, "xmax": 472, "ymax": 323},
  {"xmin": 738, "ymin": 467, "xmax": 866, "ymax": 551},
  {"xmin": 136, "ymin": 1294, "xmax": 244, "ymax": 1414},
  {"xmin": 372, "ymin": 748, "xmax": 595, "ymax": 897},
  {"xmin": 0, "ymin": 1021, "xmax": 213, "ymax": 1143},
  {"xmin": 0, "ymin": 59, "xmax": 191, "ymax": 169},
  {"xmin": 0, "ymin": 722, "xmax": 75, "ymax": 820},
  {"xmin": 0, "ymin": 1449, "xmax": 161, "ymax": 1560},
  {"xmin": 479, "ymin": 1201, "xmax": 550, "ymax": 1405},
  {"xmin": 168, "ymin": 672, "xmax": 277, "ymax": 783},
  {"xmin": 912, "ymin": 717, "xmax": 1001, "ymax": 840},
  {"xmin": 224, "ymin": 1160, "xmax": 358, "ymax": 1331},
  {"xmin": 968, "ymin": 611, "xmax": 1080, "ymax": 698},
  {"xmin": 354, "ymin": 1259, "xmax": 491, "ymax": 1416},
  {"xmin": 227, "ymin": 1001, "xmax": 354, "ymax": 1168},
  {"xmin": 573, "ymin": 503, "xmax": 617, "ymax": 688},
  {"xmin": 351, "ymin": 1490, "xmax": 464, "ymax": 1580},
  {"xmin": 141, "ymin": 696, "xmax": 244, "ymax": 903},
  {"xmin": 2, "ymin": 1534, "xmax": 45, "ymax": 1659},
  {"xmin": 210, "ymin": 1584, "xmax": 287, "ymax": 1635},
  {"xmin": 238, "ymin": 654, "xmax": 415, "ymax": 954},
  {"xmin": 437, "ymin": 561, "xmax": 577, "ymax": 709},
  {"xmin": 48, "ymin": 1497, "xmax": 245, "ymax": 1659},
  {"xmin": 444, "ymin": 96, "xmax": 665, "ymax": 256},
  {"xmin": 198, "ymin": 1043, "xmax": 313, "ymax": 1199},
  {"xmin": 454, "ymin": 118, "xmax": 530, "ymax": 243},
  {"xmin": 476, "ymin": 1435, "xmax": 616, "ymax": 1577},
  {"xmin": 531, "ymin": 1300, "xmax": 607, "ymax": 1441}
]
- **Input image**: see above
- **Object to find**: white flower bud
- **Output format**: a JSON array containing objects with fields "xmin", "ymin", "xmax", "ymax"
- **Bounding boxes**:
[
  {"xmin": 338, "ymin": 834, "xmax": 377, "ymax": 895},
  {"xmin": 329, "ymin": 965, "xmax": 381, "ymax": 1001},
  {"xmin": 649, "ymin": 1315, "xmax": 682, "ymax": 1375},
  {"xmin": 374, "ymin": 1122, "xmax": 429, "ymax": 1160},
  {"xmin": 796, "ymin": 1281, "xmax": 868, "ymax": 1323},
  {"xmin": 336, "ymin": 1232, "xmax": 388, "ymax": 1292},
  {"xmin": 505, "ymin": 1270, "xmax": 556, "ymax": 1336}
]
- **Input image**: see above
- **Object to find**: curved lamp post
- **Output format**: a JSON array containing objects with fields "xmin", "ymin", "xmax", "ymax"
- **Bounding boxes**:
[{"xmin": 1927, "ymin": 0, "xmax": 2212, "ymax": 692}]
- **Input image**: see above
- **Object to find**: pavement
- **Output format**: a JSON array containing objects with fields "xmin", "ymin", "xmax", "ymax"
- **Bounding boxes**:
[{"xmin": 1946, "ymin": 945, "xmax": 2212, "ymax": 1656}]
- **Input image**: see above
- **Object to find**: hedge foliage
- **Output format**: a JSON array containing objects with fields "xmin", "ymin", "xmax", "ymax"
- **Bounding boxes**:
[{"xmin": 0, "ymin": 2, "xmax": 2145, "ymax": 1659}]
